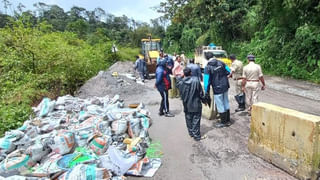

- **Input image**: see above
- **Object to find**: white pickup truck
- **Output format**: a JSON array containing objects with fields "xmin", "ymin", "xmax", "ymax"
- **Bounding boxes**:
[{"xmin": 194, "ymin": 46, "xmax": 231, "ymax": 69}]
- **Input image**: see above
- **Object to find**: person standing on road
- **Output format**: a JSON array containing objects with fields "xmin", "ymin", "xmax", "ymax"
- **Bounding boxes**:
[
  {"xmin": 187, "ymin": 58, "xmax": 202, "ymax": 81},
  {"xmin": 180, "ymin": 51, "xmax": 187, "ymax": 66},
  {"xmin": 172, "ymin": 55, "xmax": 184, "ymax": 77},
  {"xmin": 165, "ymin": 54, "xmax": 174, "ymax": 75},
  {"xmin": 242, "ymin": 55, "xmax": 266, "ymax": 116},
  {"xmin": 204, "ymin": 52, "xmax": 232, "ymax": 128},
  {"xmin": 155, "ymin": 59, "xmax": 175, "ymax": 117},
  {"xmin": 229, "ymin": 54, "xmax": 245, "ymax": 112},
  {"xmin": 134, "ymin": 55, "xmax": 147, "ymax": 82},
  {"xmin": 176, "ymin": 67, "xmax": 207, "ymax": 141},
  {"xmin": 157, "ymin": 50, "xmax": 165, "ymax": 64}
]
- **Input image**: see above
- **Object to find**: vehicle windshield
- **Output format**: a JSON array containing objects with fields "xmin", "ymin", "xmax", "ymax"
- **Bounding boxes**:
[
  {"xmin": 142, "ymin": 42, "xmax": 161, "ymax": 51},
  {"xmin": 212, "ymin": 51, "xmax": 227, "ymax": 58}
]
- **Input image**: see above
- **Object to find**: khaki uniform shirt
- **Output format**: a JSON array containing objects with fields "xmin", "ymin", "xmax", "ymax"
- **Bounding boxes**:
[
  {"xmin": 231, "ymin": 59, "xmax": 243, "ymax": 80},
  {"xmin": 231, "ymin": 59, "xmax": 243, "ymax": 94},
  {"xmin": 243, "ymin": 61, "xmax": 263, "ymax": 81},
  {"xmin": 243, "ymin": 61, "xmax": 263, "ymax": 107}
]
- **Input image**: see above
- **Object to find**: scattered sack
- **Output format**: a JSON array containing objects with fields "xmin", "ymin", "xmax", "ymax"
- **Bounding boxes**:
[
  {"xmin": 58, "ymin": 164, "xmax": 110, "ymax": 180},
  {"xmin": 88, "ymin": 135, "xmax": 110, "ymax": 155},
  {"xmin": 31, "ymin": 153, "xmax": 63, "ymax": 177},
  {"xmin": 26, "ymin": 142, "xmax": 51, "ymax": 162},
  {"xmin": 111, "ymin": 119, "xmax": 128, "ymax": 135},
  {"xmin": 47, "ymin": 131, "xmax": 75, "ymax": 155},
  {"xmin": 0, "ymin": 150, "xmax": 36, "ymax": 174},
  {"xmin": 0, "ymin": 137, "xmax": 16, "ymax": 155},
  {"xmin": 127, "ymin": 118, "xmax": 141, "ymax": 138},
  {"xmin": 38, "ymin": 98, "xmax": 56, "ymax": 117}
]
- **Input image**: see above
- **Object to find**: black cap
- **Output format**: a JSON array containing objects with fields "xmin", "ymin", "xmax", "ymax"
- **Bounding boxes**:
[
  {"xmin": 229, "ymin": 54, "xmax": 236, "ymax": 60},
  {"xmin": 247, "ymin": 54, "xmax": 255, "ymax": 61}
]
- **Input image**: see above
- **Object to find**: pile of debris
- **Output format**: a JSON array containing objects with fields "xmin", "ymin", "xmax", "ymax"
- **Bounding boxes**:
[
  {"xmin": 0, "ymin": 95, "xmax": 161, "ymax": 180},
  {"xmin": 78, "ymin": 62, "xmax": 151, "ymax": 99}
]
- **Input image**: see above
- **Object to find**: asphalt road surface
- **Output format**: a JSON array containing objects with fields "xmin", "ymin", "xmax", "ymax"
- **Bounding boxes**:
[{"xmin": 125, "ymin": 75, "xmax": 320, "ymax": 180}]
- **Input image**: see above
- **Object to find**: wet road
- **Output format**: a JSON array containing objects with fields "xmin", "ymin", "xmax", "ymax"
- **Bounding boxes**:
[{"xmin": 126, "ymin": 75, "xmax": 320, "ymax": 180}]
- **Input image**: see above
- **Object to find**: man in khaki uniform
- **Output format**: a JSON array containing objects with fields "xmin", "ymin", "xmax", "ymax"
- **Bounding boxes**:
[
  {"xmin": 229, "ymin": 54, "xmax": 245, "ymax": 112},
  {"xmin": 242, "ymin": 55, "xmax": 266, "ymax": 115}
]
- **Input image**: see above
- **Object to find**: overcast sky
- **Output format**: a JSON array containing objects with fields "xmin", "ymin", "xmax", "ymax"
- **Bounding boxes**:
[{"xmin": 5, "ymin": 0, "xmax": 164, "ymax": 23}]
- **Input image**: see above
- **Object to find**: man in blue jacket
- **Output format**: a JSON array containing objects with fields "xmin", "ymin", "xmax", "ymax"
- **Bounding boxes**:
[
  {"xmin": 155, "ymin": 59, "xmax": 175, "ymax": 117},
  {"xmin": 204, "ymin": 52, "xmax": 232, "ymax": 128}
]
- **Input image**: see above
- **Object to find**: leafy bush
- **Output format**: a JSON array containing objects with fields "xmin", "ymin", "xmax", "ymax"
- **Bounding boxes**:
[{"xmin": 0, "ymin": 20, "xmax": 119, "ymax": 135}]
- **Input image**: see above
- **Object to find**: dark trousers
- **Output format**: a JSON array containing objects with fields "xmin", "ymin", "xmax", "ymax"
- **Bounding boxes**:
[
  {"xmin": 159, "ymin": 90, "xmax": 169, "ymax": 113},
  {"xmin": 185, "ymin": 112, "xmax": 201, "ymax": 140}
]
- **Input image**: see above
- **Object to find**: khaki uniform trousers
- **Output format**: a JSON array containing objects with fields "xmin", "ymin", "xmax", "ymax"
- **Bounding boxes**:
[
  {"xmin": 235, "ymin": 79, "xmax": 242, "ymax": 95},
  {"xmin": 244, "ymin": 81, "xmax": 260, "ymax": 111}
]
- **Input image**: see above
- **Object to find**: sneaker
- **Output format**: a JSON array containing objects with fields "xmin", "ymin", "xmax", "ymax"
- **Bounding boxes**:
[
  {"xmin": 158, "ymin": 112, "xmax": 164, "ymax": 116},
  {"xmin": 164, "ymin": 112, "xmax": 175, "ymax": 117}
]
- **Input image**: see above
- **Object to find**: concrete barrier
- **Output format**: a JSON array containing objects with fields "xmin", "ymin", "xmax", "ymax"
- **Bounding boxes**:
[
  {"xmin": 248, "ymin": 102, "xmax": 320, "ymax": 180},
  {"xmin": 169, "ymin": 75, "xmax": 177, "ymax": 98}
]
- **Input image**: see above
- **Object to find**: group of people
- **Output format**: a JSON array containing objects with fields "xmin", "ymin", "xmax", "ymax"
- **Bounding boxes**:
[{"xmin": 138, "ymin": 50, "xmax": 266, "ymax": 141}]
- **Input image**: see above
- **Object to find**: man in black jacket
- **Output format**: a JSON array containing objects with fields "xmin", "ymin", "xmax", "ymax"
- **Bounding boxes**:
[
  {"xmin": 176, "ymin": 67, "xmax": 207, "ymax": 141},
  {"xmin": 204, "ymin": 52, "xmax": 232, "ymax": 128}
]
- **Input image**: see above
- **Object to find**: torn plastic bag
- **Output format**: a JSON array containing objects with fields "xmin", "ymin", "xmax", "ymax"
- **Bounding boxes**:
[
  {"xmin": 47, "ymin": 131, "xmax": 75, "ymax": 155},
  {"xmin": 88, "ymin": 135, "xmax": 111, "ymax": 155},
  {"xmin": 0, "ymin": 150, "xmax": 36, "ymax": 174},
  {"xmin": 126, "ymin": 158, "xmax": 161, "ymax": 177},
  {"xmin": 58, "ymin": 164, "xmax": 111, "ymax": 180},
  {"xmin": 99, "ymin": 146, "xmax": 137, "ymax": 176},
  {"xmin": 111, "ymin": 119, "xmax": 128, "ymax": 135}
]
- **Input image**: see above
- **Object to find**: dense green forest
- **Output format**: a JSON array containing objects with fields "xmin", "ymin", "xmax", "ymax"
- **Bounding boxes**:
[
  {"xmin": 0, "ymin": 1, "xmax": 165, "ymax": 134},
  {"xmin": 158, "ymin": 0, "xmax": 320, "ymax": 82},
  {"xmin": 0, "ymin": 0, "xmax": 320, "ymax": 134}
]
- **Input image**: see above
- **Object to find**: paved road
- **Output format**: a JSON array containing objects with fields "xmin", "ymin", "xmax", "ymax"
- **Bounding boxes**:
[{"xmin": 124, "ymin": 75, "xmax": 320, "ymax": 180}]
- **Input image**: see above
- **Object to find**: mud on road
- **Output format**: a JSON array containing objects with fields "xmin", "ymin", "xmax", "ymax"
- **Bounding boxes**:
[{"xmin": 80, "ymin": 61, "xmax": 320, "ymax": 180}]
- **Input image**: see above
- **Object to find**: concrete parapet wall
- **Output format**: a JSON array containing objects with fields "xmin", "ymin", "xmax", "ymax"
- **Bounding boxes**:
[{"xmin": 248, "ymin": 102, "xmax": 320, "ymax": 180}]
